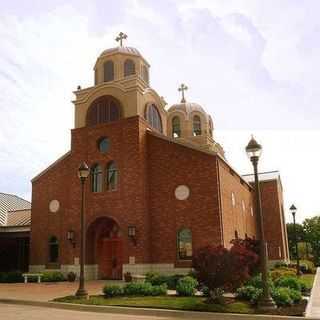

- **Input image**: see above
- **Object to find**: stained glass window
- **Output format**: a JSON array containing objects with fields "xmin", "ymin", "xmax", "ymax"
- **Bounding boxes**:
[
  {"xmin": 177, "ymin": 229, "xmax": 192, "ymax": 259},
  {"xmin": 146, "ymin": 104, "xmax": 163, "ymax": 133},
  {"xmin": 172, "ymin": 116, "xmax": 181, "ymax": 138},
  {"xmin": 107, "ymin": 161, "xmax": 118, "ymax": 191},
  {"xmin": 91, "ymin": 164, "xmax": 103, "ymax": 192},
  {"xmin": 124, "ymin": 59, "xmax": 135, "ymax": 76},
  {"xmin": 104, "ymin": 60, "xmax": 114, "ymax": 82},
  {"xmin": 49, "ymin": 236, "xmax": 59, "ymax": 263}
]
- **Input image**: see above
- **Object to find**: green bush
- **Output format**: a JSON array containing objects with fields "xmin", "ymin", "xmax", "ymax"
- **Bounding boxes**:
[
  {"xmin": 246, "ymin": 274, "xmax": 274, "ymax": 290},
  {"xmin": 288, "ymin": 288, "xmax": 302, "ymax": 303},
  {"xmin": 275, "ymin": 276, "xmax": 301, "ymax": 291},
  {"xmin": 236, "ymin": 285, "xmax": 262, "ymax": 304},
  {"xmin": 103, "ymin": 285, "xmax": 123, "ymax": 297},
  {"xmin": 145, "ymin": 273, "xmax": 185, "ymax": 290},
  {"xmin": 0, "ymin": 271, "xmax": 23, "ymax": 283},
  {"xmin": 271, "ymin": 287, "xmax": 293, "ymax": 306},
  {"xmin": 176, "ymin": 276, "xmax": 198, "ymax": 296},
  {"xmin": 270, "ymin": 268, "xmax": 296, "ymax": 281},
  {"xmin": 123, "ymin": 282, "xmax": 167, "ymax": 296},
  {"xmin": 42, "ymin": 271, "xmax": 65, "ymax": 282},
  {"xmin": 201, "ymin": 286, "xmax": 209, "ymax": 296}
]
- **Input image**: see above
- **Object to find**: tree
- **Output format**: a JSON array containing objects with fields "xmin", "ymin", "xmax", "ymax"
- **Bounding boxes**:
[
  {"xmin": 303, "ymin": 216, "xmax": 320, "ymax": 265},
  {"xmin": 286, "ymin": 223, "xmax": 305, "ymax": 260},
  {"xmin": 192, "ymin": 243, "xmax": 258, "ymax": 303}
]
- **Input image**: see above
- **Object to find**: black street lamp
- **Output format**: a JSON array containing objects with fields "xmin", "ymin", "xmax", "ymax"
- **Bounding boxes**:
[
  {"xmin": 246, "ymin": 136, "xmax": 276, "ymax": 310},
  {"xmin": 75, "ymin": 162, "xmax": 90, "ymax": 298},
  {"xmin": 290, "ymin": 204, "xmax": 301, "ymax": 276}
]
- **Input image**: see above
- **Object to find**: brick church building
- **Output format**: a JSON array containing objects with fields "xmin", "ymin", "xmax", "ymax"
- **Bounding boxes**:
[{"xmin": 30, "ymin": 34, "xmax": 289, "ymax": 279}]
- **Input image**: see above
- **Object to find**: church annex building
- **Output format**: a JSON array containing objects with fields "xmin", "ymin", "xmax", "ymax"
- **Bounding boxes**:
[{"xmin": 29, "ymin": 34, "xmax": 289, "ymax": 280}]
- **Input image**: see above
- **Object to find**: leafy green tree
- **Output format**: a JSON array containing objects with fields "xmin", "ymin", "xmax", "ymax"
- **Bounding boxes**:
[
  {"xmin": 303, "ymin": 216, "xmax": 320, "ymax": 266},
  {"xmin": 286, "ymin": 222, "xmax": 305, "ymax": 260}
]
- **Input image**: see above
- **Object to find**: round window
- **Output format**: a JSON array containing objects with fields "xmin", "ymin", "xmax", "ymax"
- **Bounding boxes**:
[{"xmin": 98, "ymin": 137, "xmax": 110, "ymax": 153}]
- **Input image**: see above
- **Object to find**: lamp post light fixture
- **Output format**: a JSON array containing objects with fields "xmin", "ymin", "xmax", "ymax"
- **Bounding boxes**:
[
  {"xmin": 290, "ymin": 204, "xmax": 301, "ymax": 276},
  {"xmin": 75, "ymin": 162, "xmax": 90, "ymax": 298},
  {"xmin": 246, "ymin": 136, "xmax": 276, "ymax": 310}
]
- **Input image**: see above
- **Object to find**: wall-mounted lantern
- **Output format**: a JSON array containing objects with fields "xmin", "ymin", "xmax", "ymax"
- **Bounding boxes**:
[
  {"xmin": 128, "ymin": 226, "xmax": 137, "ymax": 246},
  {"xmin": 67, "ymin": 230, "xmax": 76, "ymax": 248}
]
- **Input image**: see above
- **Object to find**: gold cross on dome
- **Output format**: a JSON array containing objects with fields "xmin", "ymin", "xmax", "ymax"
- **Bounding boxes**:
[
  {"xmin": 178, "ymin": 83, "xmax": 188, "ymax": 103},
  {"xmin": 116, "ymin": 32, "xmax": 128, "ymax": 47}
]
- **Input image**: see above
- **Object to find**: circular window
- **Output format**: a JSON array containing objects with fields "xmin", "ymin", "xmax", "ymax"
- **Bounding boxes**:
[
  {"xmin": 98, "ymin": 137, "xmax": 110, "ymax": 153},
  {"xmin": 175, "ymin": 185, "xmax": 190, "ymax": 200}
]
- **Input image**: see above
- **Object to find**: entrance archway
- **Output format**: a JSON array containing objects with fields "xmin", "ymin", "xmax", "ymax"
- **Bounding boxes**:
[{"xmin": 86, "ymin": 216, "xmax": 123, "ymax": 279}]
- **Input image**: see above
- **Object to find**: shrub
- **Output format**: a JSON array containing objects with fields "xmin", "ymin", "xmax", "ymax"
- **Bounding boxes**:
[
  {"xmin": 103, "ymin": 285, "xmax": 123, "ymax": 297},
  {"xmin": 270, "ymin": 268, "xmax": 296, "ymax": 281},
  {"xmin": 176, "ymin": 276, "xmax": 198, "ymax": 296},
  {"xmin": 271, "ymin": 287, "xmax": 293, "ymax": 306},
  {"xmin": 201, "ymin": 286, "xmax": 209, "ymax": 296},
  {"xmin": 275, "ymin": 276, "xmax": 301, "ymax": 291},
  {"xmin": 193, "ymin": 244, "xmax": 258, "ymax": 303},
  {"xmin": 124, "ymin": 272, "xmax": 132, "ymax": 282},
  {"xmin": 246, "ymin": 274, "xmax": 274, "ymax": 291},
  {"xmin": 67, "ymin": 272, "xmax": 76, "ymax": 282},
  {"xmin": 42, "ymin": 271, "xmax": 65, "ymax": 282},
  {"xmin": 236, "ymin": 285, "xmax": 262, "ymax": 304},
  {"xmin": 145, "ymin": 272, "xmax": 159, "ymax": 284},
  {"xmin": 274, "ymin": 261, "xmax": 288, "ymax": 269},
  {"xmin": 0, "ymin": 271, "xmax": 23, "ymax": 283},
  {"xmin": 123, "ymin": 282, "xmax": 167, "ymax": 296},
  {"xmin": 145, "ymin": 273, "xmax": 185, "ymax": 290}
]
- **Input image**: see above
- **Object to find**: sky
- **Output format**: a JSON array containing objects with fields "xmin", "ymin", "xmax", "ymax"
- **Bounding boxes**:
[{"xmin": 0, "ymin": 0, "xmax": 320, "ymax": 223}]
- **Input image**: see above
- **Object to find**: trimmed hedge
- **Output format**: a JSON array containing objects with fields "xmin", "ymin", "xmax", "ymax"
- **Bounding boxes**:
[
  {"xmin": 145, "ymin": 272, "xmax": 185, "ymax": 290},
  {"xmin": 176, "ymin": 276, "xmax": 198, "ymax": 296},
  {"xmin": 270, "ymin": 268, "xmax": 296, "ymax": 281},
  {"xmin": 41, "ymin": 271, "xmax": 65, "ymax": 282},
  {"xmin": 103, "ymin": 285, "xmax": 124, "ymax": 297},
  {"xmin": 123, "ymin": 282, "xmax": 167, "ymax": 296},
  {"xmin": 0, "ymin": 271, "xmax": 23, "ymax": 283}
]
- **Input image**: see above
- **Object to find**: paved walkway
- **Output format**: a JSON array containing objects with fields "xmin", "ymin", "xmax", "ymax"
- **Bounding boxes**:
[
  {"xmin": 0, "ymin": 280, "xmax": 115, "ymax": 301},
  {"xmin": 306, "ymin": 268, "xmax": 320, "ymax": 318},
  {"xmin": 0, "ymin": 303, "xmax": 174, "ymax": 320}
]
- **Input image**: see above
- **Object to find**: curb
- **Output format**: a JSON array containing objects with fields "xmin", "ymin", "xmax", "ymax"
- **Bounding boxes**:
[{"xmin": 0, "ymin": 298, "xmax": 310, "ymax": 320}]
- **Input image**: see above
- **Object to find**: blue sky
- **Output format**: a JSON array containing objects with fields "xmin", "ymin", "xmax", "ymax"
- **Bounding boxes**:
[{"xmin": 0, "ymin": 0, "xmax": 319, "ymax": 222}]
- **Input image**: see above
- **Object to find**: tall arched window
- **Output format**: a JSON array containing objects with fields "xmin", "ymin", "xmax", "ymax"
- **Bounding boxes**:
[
  {"xmin": 124, "ymin": 59, "xmax": 135, "ymax": 76},
  {"xmin": 193, "ymin": 115, "xmax": 201, "ymax": 136},
  {"xmin": 145, "ymin": 104, "xmax": 163, "ymax": 133},
  {"xmin": 49, "ymin": 236, "xmax": 59, "ymax": 263},
  {"xmin": 104, "ymin": 60, "xmax": 114, "ymax": 82},
  {"xmin": 86, "ymin": 96, "xmax": 121, "ymax": 127},
  {"xmin": 142, "ymin": 65, "xmax": 149, "ymax": 84},
  {"xmin": 107, "ymin": 161, "xmax": 118, "ymax": 191},
  {"xmin": 91, "ymin": 164, "xmax": 103, "ymax": 192},
  {"xmin": 177, "ymin": 228, "xmax": 192, "ymax": 260},
  {"xmin": 172, "ymin": 116, "xmax": 181, "ymax": 138}
]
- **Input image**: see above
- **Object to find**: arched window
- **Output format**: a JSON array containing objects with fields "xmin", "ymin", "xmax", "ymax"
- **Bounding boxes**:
[
  {"xmin": 209, "ymin": 119, "xmax": 213, "ymax": 137},
  {"xmin": 142, "ymin": 65, "xmax": 149, "ymax": 84},
  {"xmin": 91, "ymin": 164, "xmax": 103, "ymax": 192},
  {"xmin": 145, "ymin": 104, "xmax": 163, "ymax": 133},
  {"xmin": 86, "ymin": 96, "xmax": 121, "ymax": 126},
  {"xmin": 49, "ymin": 236, "xmax": 59, "ymax": 263},
  {"xmin": 172, "ymin": 116, "xmax": 181, "ymax": 138},
  {"xmin": 193, "ymin": 115, "xmax": 201, "ymax": 136},
  {"xmin": 107, "ymin": 161, "xmax": 118, "ymax": 191},
  {"xmin": 124, "ymin": 59, "xmax": 135, "ymax": 77},
  {"xmin": 104, "ymin": 60, "xmax": 114, "ymax": 82},
  {"xmin": 177, "ymin": 228, "xmax": 192, "ymax": 260}
]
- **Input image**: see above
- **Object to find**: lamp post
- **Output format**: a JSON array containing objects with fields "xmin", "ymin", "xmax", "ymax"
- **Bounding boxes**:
[
  {"xmin": 246, "ymin": 136, "xmax": 276, "ymax": 310},
  {"xmin": 290, "ymin": 204, "xmax": 301, "ymax": 276},
  {"xmin": 75, "ymin": 162, "xmax": 90, "ymax": 298}
]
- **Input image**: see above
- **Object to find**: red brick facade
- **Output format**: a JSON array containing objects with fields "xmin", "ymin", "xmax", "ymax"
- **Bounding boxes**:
[{"xmin": 30, "ymin": 116, "xmax": 289, "ymax": 278}]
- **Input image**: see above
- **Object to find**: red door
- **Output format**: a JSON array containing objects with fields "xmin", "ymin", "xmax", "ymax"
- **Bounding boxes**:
[{"xmin": 100, "ymin": 238, "xmax": 122, "ymax": 279}]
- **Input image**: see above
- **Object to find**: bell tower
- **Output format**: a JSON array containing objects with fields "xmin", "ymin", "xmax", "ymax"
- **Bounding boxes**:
[{"xmin": 72, "ymin": 33, "xmax": 167, "ymax": 133}]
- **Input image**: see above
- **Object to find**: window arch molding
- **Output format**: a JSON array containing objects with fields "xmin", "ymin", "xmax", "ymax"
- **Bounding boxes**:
[
  {"xmin": 177, "ymin": 228, "xmax": 193, "ymax": 260},
  {"xmin": 48, "ymin": 236, "xmax": 59, "ymax": 263},
  {"xmin": 86, "ymin": 95, "xmax": 122, "ymax": 127},
  {"xmin": 145, "ymin": 103, "xmax": 163, "ymax": 133}
]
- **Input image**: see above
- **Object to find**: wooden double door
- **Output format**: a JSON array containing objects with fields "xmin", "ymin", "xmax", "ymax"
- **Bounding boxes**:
[{"xmin": 99, "ymin": 237, "xmax": 123, "ymax": 280}]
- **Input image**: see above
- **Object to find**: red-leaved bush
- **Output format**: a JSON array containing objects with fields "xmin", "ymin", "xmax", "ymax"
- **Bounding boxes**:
[{"xmin": 192, "ymin": 242, "xmax": 258, "ymax": 303}]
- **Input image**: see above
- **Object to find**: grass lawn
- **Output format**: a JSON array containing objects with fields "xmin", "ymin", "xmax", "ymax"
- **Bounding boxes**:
[
  {"xmin": 299, "ymin": 274, "xmax": 315, "ymax": 290},
  {"xmin": 54, "ymin": 295, "xmax": 254, "ymax": 314}
]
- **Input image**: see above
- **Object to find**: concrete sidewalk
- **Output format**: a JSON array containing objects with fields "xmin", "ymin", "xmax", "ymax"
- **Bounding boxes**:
[
  {"xmin": 306, "ymin": 268, "xmax": 320, "ymax": 318},
  {"xmin": 0, "ymin": 280, "xmax": 116, "ymax": 302}
]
